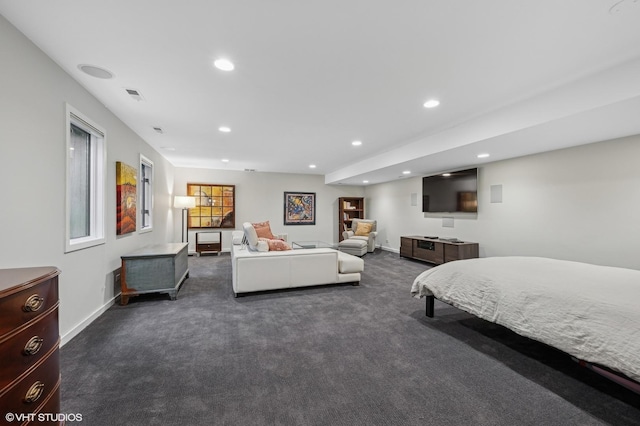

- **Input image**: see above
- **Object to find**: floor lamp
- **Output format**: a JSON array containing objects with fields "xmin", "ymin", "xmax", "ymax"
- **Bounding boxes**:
[{"xmin": 173, "ymin": 196, "xmax": 197, "ymax": 243}]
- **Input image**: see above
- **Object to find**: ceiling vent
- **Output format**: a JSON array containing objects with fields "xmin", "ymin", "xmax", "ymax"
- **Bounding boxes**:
[
  {"xmin": 125, "ymin": 88, "xmax": 144, "ymax": 101},
  {"xmin": 153, "ymin": 127, "xmax": 163, "ymax": 134}
]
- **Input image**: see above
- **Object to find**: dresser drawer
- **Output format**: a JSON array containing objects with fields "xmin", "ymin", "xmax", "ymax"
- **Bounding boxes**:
[
  {"xmin": 0, "ymin": 276, "xmax": 59, "ymax": 338},
  {"xmin": 198, "ymin": 243, "xmax": 220, "ymax": 250},
  {"xmin": 0, "ymin": 346, "xmax": 60, "ymax": 416},
  {"xmin": 0, "ymin": 307, "xmax": 59, "ymax": 390},
  {"xmin": 29, "ymin": 379, "xmax": 62, "ymax": 425}
]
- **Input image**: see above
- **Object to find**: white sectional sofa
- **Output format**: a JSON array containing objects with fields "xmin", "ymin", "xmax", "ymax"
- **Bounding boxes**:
[{"xmin": 230, "ymin": 224, "xmax": 364, "ymax": 297}]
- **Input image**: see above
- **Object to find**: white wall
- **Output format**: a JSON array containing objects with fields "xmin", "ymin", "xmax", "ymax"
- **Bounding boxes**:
[
  {"xmin": 366, "ymin": 135, "xmax": 640, "ymax": 269},
  {"xmin": 4, "ymin": 9, "xmax": 638, "ymax": 348},
  {"xmin": 173, "ymin": 168, "xmax": 364, "ymax": 251},
  {"xmin": 0, "ymin": 15, "xmax": 175, "ymax": 343}
]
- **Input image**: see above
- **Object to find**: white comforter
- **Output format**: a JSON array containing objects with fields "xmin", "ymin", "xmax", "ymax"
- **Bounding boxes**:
[{"xmin": 411, "ymin": 256, "xmax": 640, "ymax": 383}]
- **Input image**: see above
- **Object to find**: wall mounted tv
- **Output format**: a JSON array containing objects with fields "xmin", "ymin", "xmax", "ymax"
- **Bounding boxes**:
[{"xmin": 422, "ymin": 168, "xmax": 478, "ymax": 213}]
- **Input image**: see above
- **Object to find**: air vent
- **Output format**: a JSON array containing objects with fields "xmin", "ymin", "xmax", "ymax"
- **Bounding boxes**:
[
  {"xmin": 153, "ymin": 127, "xmax": 163, "ymax": 134},
  {"xmin": 125, "ymin": 88, "xmax": 144, "ymax": 101}
]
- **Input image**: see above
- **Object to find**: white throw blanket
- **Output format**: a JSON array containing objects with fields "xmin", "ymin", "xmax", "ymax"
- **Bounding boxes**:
[{"xmin": 411, "ymin": 256, "xmax": 640, "ymax": 383}]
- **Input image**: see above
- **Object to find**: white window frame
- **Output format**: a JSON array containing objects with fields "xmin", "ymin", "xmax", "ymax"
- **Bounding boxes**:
[
  {"xmin": 139, "ymin": 154, "xmax": 154, "ymax": 232},
  {"xmin": 65, "ymin": 104, "xmax": 106, "ymax": 253}
]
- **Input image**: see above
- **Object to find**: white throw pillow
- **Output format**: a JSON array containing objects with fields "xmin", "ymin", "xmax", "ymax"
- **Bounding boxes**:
[{"xmin": 242, "ymin": 222, "xmax": 260, "ymax": 249}]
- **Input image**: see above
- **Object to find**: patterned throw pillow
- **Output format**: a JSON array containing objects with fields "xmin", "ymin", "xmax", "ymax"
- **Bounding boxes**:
[
  {"xmin": 258, "ymin": 238, "xmax": 292, "ymax": 251},
  {"xmin": 354, "ymin": 222, "xmax": 373, "ymax": 236},
  {"xmin": 252, "ymin": 221, "xmax": 275, "ymax": 239}
]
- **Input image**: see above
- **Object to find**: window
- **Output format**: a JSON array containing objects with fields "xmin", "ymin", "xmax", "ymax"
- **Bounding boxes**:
[
  {"xmin": 139, "ymin": 154, "xmax": 154, "ymax": 232},
  {"xmin": 65, "ymin": 104, "xmax": 106, "ymax": 252}
]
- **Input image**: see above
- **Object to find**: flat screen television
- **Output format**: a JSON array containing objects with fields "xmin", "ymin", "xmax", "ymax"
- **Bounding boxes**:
[{"xmin": 422, "ymin": 168, "xmax": 478, "ymax": 213}]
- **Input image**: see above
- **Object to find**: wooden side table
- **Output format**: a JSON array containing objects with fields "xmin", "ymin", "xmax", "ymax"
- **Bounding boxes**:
[{"xmin": 196, "ymin": 231, "xmax": 222, "ymax": 256}]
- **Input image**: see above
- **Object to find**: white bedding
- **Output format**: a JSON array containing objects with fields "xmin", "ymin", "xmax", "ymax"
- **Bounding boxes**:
[{"xmin": 411, "ymin": 256, "xmax": 640, "ymax": 383}]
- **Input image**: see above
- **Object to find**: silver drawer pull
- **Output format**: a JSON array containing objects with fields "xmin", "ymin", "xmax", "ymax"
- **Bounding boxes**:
[
  {"xmin": 23, "ymin": 294, "xmax": 45, "ymax": 312},
  {"xmin": 24, "ymin": 381, "xmax": 45, "ymax": 403},
  {"xmin": 23, "ymin": 336, "xmax": 44, "ymax": 355}
]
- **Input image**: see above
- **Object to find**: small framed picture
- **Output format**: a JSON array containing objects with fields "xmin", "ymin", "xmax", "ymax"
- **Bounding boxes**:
[{"xmin": 284, "ymin": 192, "xmax": 316, "ymax": 225}]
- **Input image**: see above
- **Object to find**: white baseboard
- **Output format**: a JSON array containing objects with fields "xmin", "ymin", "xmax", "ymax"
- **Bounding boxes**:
[
  {"xmin": 379, "ymin": 245, "xmax": 399, "ymax": 254},
  {"xmin": 60, "ymin": 296, "xmax": 117, "ymax": 347}
]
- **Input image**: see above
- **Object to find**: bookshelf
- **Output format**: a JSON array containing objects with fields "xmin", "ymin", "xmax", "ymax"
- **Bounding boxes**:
[{"xmin": 338, "ymin": 197, "xmax": 365, "ymax": 241}]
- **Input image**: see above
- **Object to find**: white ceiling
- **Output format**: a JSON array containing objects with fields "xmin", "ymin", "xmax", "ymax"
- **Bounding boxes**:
[{"xmin": 2, "ymin": 0, "xmax": 640, "ymax": 185}]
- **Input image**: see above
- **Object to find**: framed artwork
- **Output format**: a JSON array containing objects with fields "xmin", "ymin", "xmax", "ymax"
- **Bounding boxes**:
[
  {"xmin": 187, "ymin": 183, "xmax": 235, "ymax": 228},
  {"xmin": 116, "ymin": 161, "xmax": 137, "ymax": 235},
  {"xmin": 284, "ymin": 192, "xmax": 316, "ymax": 225}
]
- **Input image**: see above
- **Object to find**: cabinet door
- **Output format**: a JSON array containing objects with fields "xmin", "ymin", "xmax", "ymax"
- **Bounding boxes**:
[
  {"xmin": 444, "ymin": 243, "xmax": 479, "ymax": 262},
  {"xmin": 400, "ymin": 238, "xmax": 413, "ymax": 257},
  {"xmin": 413, "ymin": 240, "xmax": 444, "ymax": 264}
]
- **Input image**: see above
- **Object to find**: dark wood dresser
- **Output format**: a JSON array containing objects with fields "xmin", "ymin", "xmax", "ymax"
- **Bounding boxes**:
[{"xmin": 0, "ymin": 267, "xmax": 62, "ymax": 425}]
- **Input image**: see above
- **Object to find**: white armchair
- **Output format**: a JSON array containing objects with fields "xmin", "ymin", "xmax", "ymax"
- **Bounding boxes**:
[{"xmin": 342, "ymin": 219, "xmax": 377, "ymax": 253}]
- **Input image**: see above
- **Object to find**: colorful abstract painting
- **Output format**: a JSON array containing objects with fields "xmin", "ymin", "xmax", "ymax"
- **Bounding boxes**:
[
  {"xmin": 284, "ymin": 192, "xmax": 316, "ymax": 225},
  {"xmin": 116, "ymin": 161, "xmax": 137, "ymax": 235}
]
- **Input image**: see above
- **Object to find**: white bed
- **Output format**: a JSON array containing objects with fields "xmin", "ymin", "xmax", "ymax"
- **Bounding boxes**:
[{"xmin": 410, "ymin": 256, "xmax": 640, "ymax": 386}]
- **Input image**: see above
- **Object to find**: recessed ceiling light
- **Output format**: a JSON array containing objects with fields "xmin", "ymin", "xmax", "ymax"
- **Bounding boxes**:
[
  {"xmin": 221, "ymin": 158, "xmax": 230, "ymax": 163},
  {"xmin": 214, "ymin": 58, "xmax": 234, "ymax": 71},
  {"xmin": 218, "ymin": 126, "xmax": 231, "ymax": 133},
  {"xmin": 403, "ymin": 170, "xmax": 411, "ymax": 175},
  {"xmin": 423, "ymin": 99, "xmax": 440, "ymax": 108},
  {"xmin": 442, "ymin": 173, "xmax": 451, "ymax": 177},
  {"xmin": 477, "ymin": 153, "xmax": 490, "ymax": 158},
  {"xmin": 363, "ymin": 180, "xmax": 369, "ymax": 183},
  {"xmin": 78, "ymin": 64, "xmax": 114, "ymax": 79},
  {"xmin": 352, "ymin": 140, "xmax": 362, "ymax": 146},
  {"xmin": 309, "ymin": 164, "xmax": 316, "ymax": 169}
]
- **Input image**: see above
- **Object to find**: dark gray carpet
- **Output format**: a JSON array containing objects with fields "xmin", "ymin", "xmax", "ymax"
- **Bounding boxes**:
[{"xmin": 60, "ymin": 250, "xmax": 640, "ymax": 425}]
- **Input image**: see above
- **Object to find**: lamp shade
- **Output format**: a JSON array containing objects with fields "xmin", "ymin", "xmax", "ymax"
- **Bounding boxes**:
[{"xmin": 173, "ymin": 195, "xmax": 196, "ymax": 209}]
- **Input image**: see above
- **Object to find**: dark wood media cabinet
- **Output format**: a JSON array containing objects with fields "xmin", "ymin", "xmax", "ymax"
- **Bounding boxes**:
[{"xmin": 400, "ymin": 236, "xmax": 479, "ymax": 265}]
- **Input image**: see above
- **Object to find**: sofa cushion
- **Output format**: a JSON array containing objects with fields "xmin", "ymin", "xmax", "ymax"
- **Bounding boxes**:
[
  {"xmin": 243, "ymin": 222, "xmax": 260, "ymax": 249},
  {"xmin": 337, "ymin": 251, "xmax": 365, "ymax": 273},
  {"xmin": 252, "ymin": 221, "xmax": 276, "ymax": 239},
  {"xmin": 232, "ymin": 230, "xmax": 244, "ymax": 245},
  {"xmin": 255, "ymin": 240, "xmax": 269, "ymax": 252}
]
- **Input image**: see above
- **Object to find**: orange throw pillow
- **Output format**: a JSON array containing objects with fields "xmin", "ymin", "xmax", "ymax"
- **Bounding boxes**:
[
  {"xmin": 354, "ymin": 222, "xmax": 373, "ymax": 236},
  {"xmin": 258, "ymin": 238, "xmax": 292, "ymax": 251},
  {"xmin": 252, "ymin": 221, "xmax": 275, "ymax": 239}
]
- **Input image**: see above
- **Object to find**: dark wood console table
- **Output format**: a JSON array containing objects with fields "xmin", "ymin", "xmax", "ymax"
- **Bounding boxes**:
[{"xmin": 400, "ymin": 236, "xmax": 478, "ymax": 265}]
